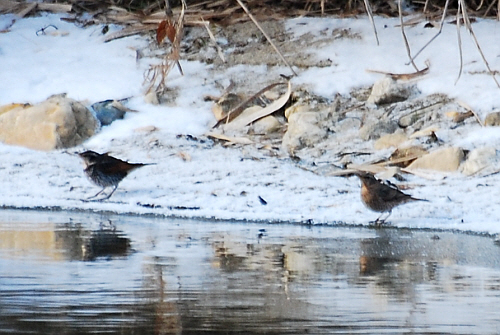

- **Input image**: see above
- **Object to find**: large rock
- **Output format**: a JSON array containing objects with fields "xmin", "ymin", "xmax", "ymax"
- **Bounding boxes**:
[
  {"xmin": 461, "ymin": 147, "xmax": 499, "ymax": 176},
  {"xmin": 282, "ymin": 109, "xmax": 328, "ymax": 155},
  {"xmin": 0, "ymin": 96, "xmax": 97, "ymax": 151},
  {"xmin": 406, "ymin": 147, "xmax": 464, "ymax": 172},
  {"xmin": 374, "ymin": 132, "xmax": 408, "ymax": 150}
]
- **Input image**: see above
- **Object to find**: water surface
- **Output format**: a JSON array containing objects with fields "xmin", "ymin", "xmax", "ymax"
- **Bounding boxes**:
[{"xmin": 1, "ymin": 210, "xmax": 500, "ymax": 334}]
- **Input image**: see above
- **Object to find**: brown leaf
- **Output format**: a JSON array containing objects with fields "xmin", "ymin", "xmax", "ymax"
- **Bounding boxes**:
[
  {"xmin": 156, "ymin": 20, "xmax": 166, "ymax": 44},
  {"xmin": 156, "ymin": 19, "xmax": 176, "ymax": 45}
]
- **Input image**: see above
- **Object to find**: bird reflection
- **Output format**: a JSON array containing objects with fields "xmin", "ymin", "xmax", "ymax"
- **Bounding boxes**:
[{"xmin": 55, "ymin": 222, "xmax": 131, "ymax": 261}]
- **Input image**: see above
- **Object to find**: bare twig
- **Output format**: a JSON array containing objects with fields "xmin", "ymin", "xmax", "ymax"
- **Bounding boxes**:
[
  {"xmin": 235, "ymin": 0, "xmax": 297, "ymax": 76},
  {"xmin": 363, "ymin": 0, "xmax": 379, "ymax": 45}
]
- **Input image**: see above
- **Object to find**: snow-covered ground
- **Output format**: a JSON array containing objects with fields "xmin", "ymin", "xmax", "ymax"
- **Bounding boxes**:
[{"xmin": 1, "ymin": 12, "xmax": 500, "ymax": 234}]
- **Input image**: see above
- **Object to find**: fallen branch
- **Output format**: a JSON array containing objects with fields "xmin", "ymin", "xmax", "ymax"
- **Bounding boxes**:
[{"xmin": 366, "ymin": 62, "xmax": 430, "ymax": 80}]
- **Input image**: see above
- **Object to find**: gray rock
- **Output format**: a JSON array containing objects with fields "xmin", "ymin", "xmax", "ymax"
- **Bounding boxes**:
[
  {"xmin": 367, "ymin": 76, "xmax": 416, "ymax": 105},
  {"xmin": 359, "ymin": 120, "xmax": 399, "ymax": 141},
  {"xmin": 91, "ymin": 99, "xmax": 127, "ymax": 126}
]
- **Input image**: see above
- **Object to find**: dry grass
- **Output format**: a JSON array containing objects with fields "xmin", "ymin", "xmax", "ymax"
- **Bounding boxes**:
[{"xmin": 3, "ymin": 0, "xmax": 500, "ymax": 21}]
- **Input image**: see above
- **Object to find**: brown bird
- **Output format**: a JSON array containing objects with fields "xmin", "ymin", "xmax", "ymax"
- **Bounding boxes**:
[
  {"xmin": 78, "ymin": 150, "xmax": 153, "ymax": 200},
  {"xmin": 355, "ymin": 172, "xmax": 427, "ymax": 225}
]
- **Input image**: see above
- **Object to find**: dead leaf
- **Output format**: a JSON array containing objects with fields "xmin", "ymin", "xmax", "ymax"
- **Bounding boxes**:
[
  {"xmin": 205, "ymin": 131, "xmax": 253, "ymax": 144},
  {"xmin": 212, "ymin": 82, "xmax": 286, "ymax": 128},
  {"xmin": 156, "ymin": 19, "xmax": 176, "ymax": 45},
  {"xmin": 223, "ymin": 81, "xmax": 291, "ymax": 131}
]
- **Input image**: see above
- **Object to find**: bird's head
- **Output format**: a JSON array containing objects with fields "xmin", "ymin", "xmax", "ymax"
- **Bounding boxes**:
[
  {"xmin": 354, "ymin": 171, "xmax": 379, "ymax": 187},
  {"xmin": 78, "ymin": 150, "xmax": 103, "ymax": 166}
]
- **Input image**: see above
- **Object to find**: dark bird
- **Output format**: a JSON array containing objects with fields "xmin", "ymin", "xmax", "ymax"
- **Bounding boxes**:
[
  {"xmin": 78, "ymin": 150, "xmax": 152, "ymax": 200},
  {"xmin": 355, "ymin": 172, "xmax": 427, "ymax": 225}
]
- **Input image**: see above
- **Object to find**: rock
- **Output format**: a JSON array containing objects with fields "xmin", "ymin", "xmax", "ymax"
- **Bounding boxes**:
[
  {"xmin": 409, "ymin": 126, "xmax": 439, "ymax": 139},
  {"xmin": 389, "ymin": 146, "xmax": 428, "ymax": 167},
  {"xmin": 406, "ymin": 147, "xmax": 464, "ymax": 172},
  {"xmin": 0, "ymin": 96, "xmax": 97, "ymax": 151},
  {"xmin": 331, "ymin": 117, "xmax": 362, "ymax": 134},
  {"xmin": 282, "ymin": 110, "xmax": 328, "ymax": 155},
  {"xmin": 359, "ymin": 120, "xmax": 399, "ymax": 141},
  {"xmin": 144, "ymin": 91, "xmax": 160, "ymax": 105},
  {"xmin": 367, "ymin": 76, "xmax": 416, "ymax": 105},
  {"xmin": 374, "ymin": 132, "xmax": 408, "ymax": 150},
  {"xmin": 461, "ymin": 147, "xmax": 499, "ymax": 176},
  {"xmin": 284, "ymin": 104, "xmax": 309, "ymax": 120},
  {"xmin": 484, "ymin": 112, "xmax": 500, "ymax": 126},
  {"xmin": 212, "ymin": 93, "xmax": 243, "ymax": 121},
  {"xmin": 250, "ymin": 115, "xmax": 281, "ymax": 134}
]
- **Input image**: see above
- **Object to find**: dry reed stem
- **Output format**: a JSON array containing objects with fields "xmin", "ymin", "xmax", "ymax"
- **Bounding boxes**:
[
  {"xmin": 455, "ymin": 0, "xmax": 464, "ymax": 84},
  {"xmin": 144, "ymin": 0, "xmax": 186, "ymax": 93},
  {"xmin": 399, "ymin": 0, "xmax": 419, "ymax": 71},
  {"xmin": 459, "ymin": 0, "xmax": 500, "ymax": 89},
  {"xmin": 363, "ymin": 0, "xmax": 380, "ymax": 45},
  {"xmin": 199, "ymin": 18, "xmax": 226, "ymax": 63},
  {"xmin": 407, "ymin": 0, "xmax": 451, "ymax": 65},
  {"xmin": 235, "ymin": 0, "xmax": 297, "ymax": 76}
]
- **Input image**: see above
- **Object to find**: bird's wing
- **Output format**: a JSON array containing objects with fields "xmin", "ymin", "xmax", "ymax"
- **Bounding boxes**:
[
  {"xmin": 378, "ymin": 182, "xmax": 411, "ymax": 202},
  {"xmin": 95, "ymin": 161, "xmax": 129, "ymax": 177}
]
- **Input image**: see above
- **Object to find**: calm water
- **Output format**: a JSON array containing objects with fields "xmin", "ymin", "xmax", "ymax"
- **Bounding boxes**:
[{"xmin": 1, "ymin": 210, "xmax": 500, "ymax": 334}]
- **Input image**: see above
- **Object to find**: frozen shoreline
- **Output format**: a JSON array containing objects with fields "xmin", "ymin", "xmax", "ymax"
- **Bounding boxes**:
[{"xmin": 1, "ymin": 13, "xmax": 500, "ymax": 234}]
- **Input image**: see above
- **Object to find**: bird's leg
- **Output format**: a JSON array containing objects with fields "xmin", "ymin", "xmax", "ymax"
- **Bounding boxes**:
[
  {"xmin": 372, "ymin": 211, "xmax": 392, "ymax": 226},
  {"xmin": 88, "ymin": 187, "xmax": 106, "ymax": 199},
  {"xmin": 98, "ymin": 185, "xmax": 118, "ymax": 201}
]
